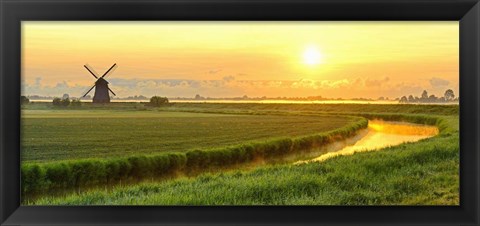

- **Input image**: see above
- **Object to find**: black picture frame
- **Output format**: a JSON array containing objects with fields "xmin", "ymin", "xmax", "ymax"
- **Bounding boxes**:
[{"xmin": 1, "ymin": 0, "xmax": 479, "ymax": 225}]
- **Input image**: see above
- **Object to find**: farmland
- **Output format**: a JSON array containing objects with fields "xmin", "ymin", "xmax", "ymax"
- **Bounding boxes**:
[
  {"xmin": 22, "ymin": 110, "xmax": 356, "ymax": 163},
  {"xmin": 21, "ymin": 102, "xmax": 459, "ymax": 205}
]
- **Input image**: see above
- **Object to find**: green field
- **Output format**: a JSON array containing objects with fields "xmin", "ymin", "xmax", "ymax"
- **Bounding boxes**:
[
  {"xmin": 159, "ymin": 102, "xmax": 459, "ymax": 115},
  {"xmin": 22, "ymin": 110, "xmax": 355, "ymax": 163},
  {"xmin": 21, "ymin": 103, "xmax": 459, "ymax": 205}
]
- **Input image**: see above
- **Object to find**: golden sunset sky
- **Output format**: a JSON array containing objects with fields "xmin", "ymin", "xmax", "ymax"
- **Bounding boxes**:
[{"xmin": 22, "ymin": 21, "xmax": 458, "ymax": 99}]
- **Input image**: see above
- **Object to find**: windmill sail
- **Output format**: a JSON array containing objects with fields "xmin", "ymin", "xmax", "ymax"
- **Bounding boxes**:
[
  {"xmin": 101, "ymin": 63, "xmax": 117, "ymax": 78},
  {"xmin": 108, "ymin": 87, "xmax": 116, "ymax": 96},
  {"xmin": 84, "ymin": 64, "xmax": 100, "ymax": 79},
  {"xmin": 82, "ymin": 84, "xmax": 96, "ymax": 98}
]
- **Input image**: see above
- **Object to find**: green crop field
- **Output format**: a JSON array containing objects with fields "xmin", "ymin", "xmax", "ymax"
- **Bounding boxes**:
[
  {"xmin": 21, "ymin": 103, "xmax": 459, "ymax": 205},
  {"xmin": 22, "ymin": 110, "xmax": 355, "ymax": 163}
]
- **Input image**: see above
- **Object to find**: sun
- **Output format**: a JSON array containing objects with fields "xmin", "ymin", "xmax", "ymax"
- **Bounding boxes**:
[{"xmin": 303, "ymin": 46, "xmax": 323, "ymax": 65}]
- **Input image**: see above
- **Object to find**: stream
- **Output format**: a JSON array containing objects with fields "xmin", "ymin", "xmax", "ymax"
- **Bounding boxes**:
[{"xmin": 295, "ymin": 120, "xmax": 439, "ymax": 164}]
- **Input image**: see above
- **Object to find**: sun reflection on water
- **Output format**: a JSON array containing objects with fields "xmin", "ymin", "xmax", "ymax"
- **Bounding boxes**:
[{"xmin": 296, "ymin": 120, "xmax": 439, "ymax": 164}]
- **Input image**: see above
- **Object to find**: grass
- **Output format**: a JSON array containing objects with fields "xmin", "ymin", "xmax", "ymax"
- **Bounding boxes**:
[
  {"xmin": 21, "ymin": 103, "xmax": 459, "ymax": 205},
  {"xmin": 21, "ymin": 114, "xmax": 367, "ymax": 199},
  {"xmin": 157, "ymin": 102, "xmax": 459, "ymax": 116},
  {"xmin": 30, "ymin": 115, "xmax": 458, "ymax": 205},
  {"xmin": 22, "ymin": 110, "xmax": 356, "ymax": 163}
]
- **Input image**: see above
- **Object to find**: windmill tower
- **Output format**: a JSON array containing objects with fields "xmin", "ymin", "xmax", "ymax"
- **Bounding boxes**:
[{"xmin": 82, "ymin": 63, "xmax": 118, "ymax": 103}]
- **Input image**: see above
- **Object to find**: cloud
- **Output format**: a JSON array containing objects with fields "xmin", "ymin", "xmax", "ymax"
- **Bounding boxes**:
[
  {"xmin": 34, "ymin": 77, "xmax": 42, "ymax": 87},
  {"xmin": 22, "ymin": 76, "xmax": 457, "ymax": 99},
  {"xmin": 23, "ymin": 80, "xmax": 91, "ymax": 98},
  {"xmin": 222, "ymin": 75, "xmax": 235, "ymax": 82},
  {"xmin": 429, "ymin": 77, "xmax": 450, "ymax": 87},
  {"xmin": 365, "ymin": 77, "xmax": 390, "ymax": 87},
  {"xmin": 318, "ymin": 79, "xmax": 350, "ymax": 89},
  {"xmin": 291, "ymin": 79, "xmax": 319, "ymax": 89},
  {"xmin": 208, "ymin": 69, "xmax": 222, "ymax": 74}
]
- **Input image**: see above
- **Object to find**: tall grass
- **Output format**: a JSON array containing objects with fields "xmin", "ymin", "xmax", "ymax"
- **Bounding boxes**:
[
  {"xmin": 21, "ymin": 116, "xmax": 368, "ymax": 200},
  {"xmin": 31, "ymin": 115, "xmax": 459, "ymax": 205}
]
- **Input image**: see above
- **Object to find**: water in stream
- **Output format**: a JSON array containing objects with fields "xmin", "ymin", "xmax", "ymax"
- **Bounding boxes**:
[{"xmin": 296, "ymin": 120, "xmax": 439, "ymax": 164}]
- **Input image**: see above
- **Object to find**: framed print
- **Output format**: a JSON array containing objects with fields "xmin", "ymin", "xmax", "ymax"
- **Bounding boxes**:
[{"xmin": 1, "ymin": 0, "xmax": 479, "ymax": 225}]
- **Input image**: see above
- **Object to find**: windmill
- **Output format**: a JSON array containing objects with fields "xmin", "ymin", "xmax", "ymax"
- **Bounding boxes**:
[{"xmin": 82, "ymin": 63, "xmax": 117, "ymax": 103}]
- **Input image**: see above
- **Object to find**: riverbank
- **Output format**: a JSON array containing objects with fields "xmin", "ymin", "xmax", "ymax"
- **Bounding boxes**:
[
  {"xmin": 23, "ymin": 103, "xmax": 458, "ymax": 205},
  {"xmin": 30, "ymin": 115, "xmax": 458, "ymax": 205}
]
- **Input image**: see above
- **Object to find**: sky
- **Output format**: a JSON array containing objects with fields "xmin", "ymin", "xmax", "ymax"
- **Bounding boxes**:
[{"xmin": 22, "ymin": 21, "xmax": 459, "ymax": 99}]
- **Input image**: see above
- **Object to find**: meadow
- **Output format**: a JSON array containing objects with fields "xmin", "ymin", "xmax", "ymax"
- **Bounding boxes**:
[{"xmin": 21, "ymin": 102, "xmax": 459, "ymax": 205}]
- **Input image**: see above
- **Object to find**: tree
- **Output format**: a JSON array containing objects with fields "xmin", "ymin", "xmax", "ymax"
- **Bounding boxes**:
[
  {"xmin": 421, "ymin": 90, "xmax": 429, "ymax": 100},
  {"xmin": 408, "ymin": 95, "xmax": 415, "ymax": 102},
  {"xmin": 71, "ymin": 99, "xmax": 82, "ymax": 107},
  {"xmin": 150, "ymin": 96, "xmax": 169, "ymax": 107},
  {"xmin": 61, "ymin": 98, "xmax": 71, "ymax": 107},
  {"xmin": 62, "ymin": 93, "xmax": 70, "ymax": 100},
  {"xmin": 52, "ymin": 97, "xmax": 62, "ymax": 106},
  {"xmin": 444, "ymin": 89, "xmax": 455, "ymax": 101},
  {"xmin": 399, "ymin": 96, "xmax": 408, "ymax": 103},
  {"xmin": 428, "ymin": 95, "xmax": 438, "ymax": 103},
  {"xmin": 53, "ymin": 97, "xmax": 70, "ymax": 107},
  {"xmin": 21, "ymin": 96, "xmax": 30, "ymax": 105}
]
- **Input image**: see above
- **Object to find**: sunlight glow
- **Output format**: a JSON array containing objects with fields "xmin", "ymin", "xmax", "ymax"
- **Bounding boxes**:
[
  {"xmin": 295, "ymin": 120, "xmax": 439, "ymax": 164},
  {"xmin": 22, "ymin": 22, "xmax": 458, "ymax": 98},
  {"xmin": 303, "ymin": 46, "xmax": 323, "ymax": 65}
]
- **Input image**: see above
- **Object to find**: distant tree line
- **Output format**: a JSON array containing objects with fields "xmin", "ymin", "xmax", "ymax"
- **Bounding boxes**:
[
  {"xmin": 21, "ymin": 96, "xmax": 30, "ymax": 105},
  {"xmin": 112, "ymin": 95, "xmax": 148, "ymax": 100},
  {"xmin": 149, "ymin": 96, "xmax": 169, "ymax": 107},
  {"xmin": 399, "ymin": 89, "xmax": 458, "ymax": 103},
  {"xmin": 189, "ymin": 94, "xmax": 331, "ymax": 101},
  {"xmin": 52, "ymin": 94, "xmax": 81, "ymax": 107}
]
